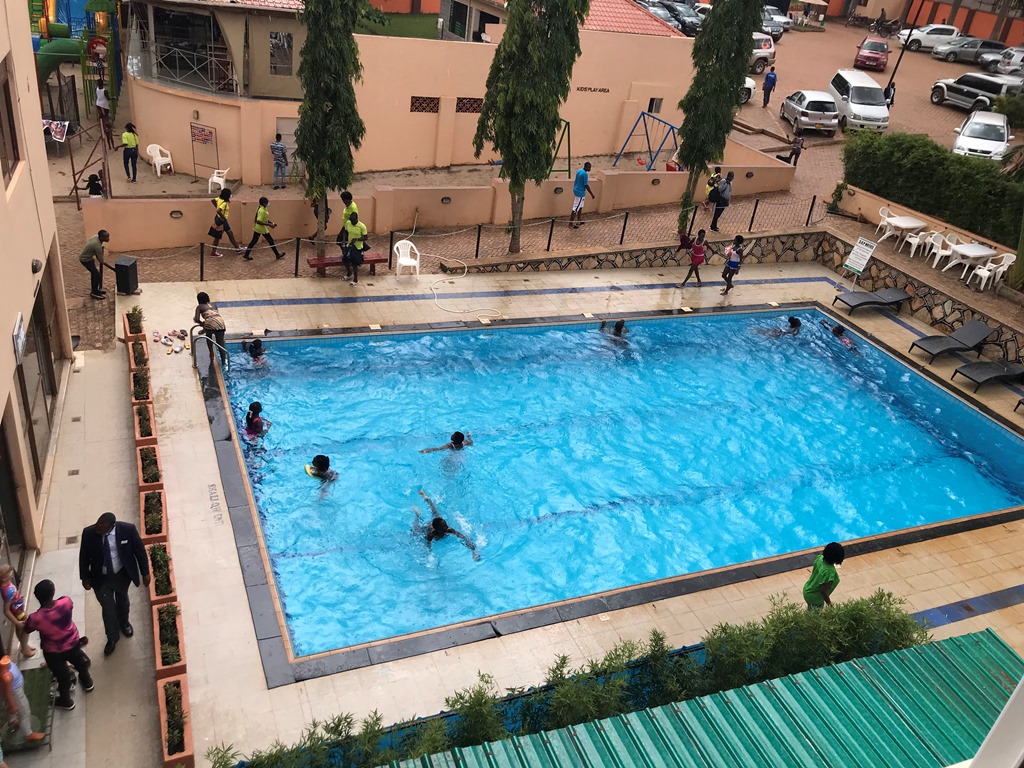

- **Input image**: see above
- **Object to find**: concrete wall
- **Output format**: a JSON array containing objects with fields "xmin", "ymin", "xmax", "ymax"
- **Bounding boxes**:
[
  {"xmin": 0, "ymin": 0, "xmax": 73, "ymax": 548},
  {"xmin": 900, "ymin": 0, "xmax": 1024, "ymax": 46},
  {"xmin": 127, "ymin": 27, "xmax": 695, "ymax": 185}
]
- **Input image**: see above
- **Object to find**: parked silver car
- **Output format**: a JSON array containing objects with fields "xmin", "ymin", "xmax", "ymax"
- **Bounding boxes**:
[
  {"xmin": 780, "ymin": 90, "xmax": 839, "ymax": 136},
  {"xmin": 931, "ymin": 37, "xmax": 1005, "ymax": 63}
]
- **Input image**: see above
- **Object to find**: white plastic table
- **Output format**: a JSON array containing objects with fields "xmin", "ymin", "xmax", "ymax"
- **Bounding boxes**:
[
  {"xmin": 942, "ymin": 242, "xmax": 997, "ymax": 279},
  {"xmin": 878, "ymin": 216, "xmax": 926, "ymax": 249}
]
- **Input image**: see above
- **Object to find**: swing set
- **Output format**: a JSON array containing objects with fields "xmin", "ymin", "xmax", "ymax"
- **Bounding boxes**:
[{"xmin": 612, "ymin": 112, "xmax": 680, "ymax": 172}]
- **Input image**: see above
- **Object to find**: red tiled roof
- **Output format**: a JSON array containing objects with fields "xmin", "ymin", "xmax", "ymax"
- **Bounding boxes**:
[{"xmin": 584, "ymin": 0, "xmax": 683, "ymax": 37}]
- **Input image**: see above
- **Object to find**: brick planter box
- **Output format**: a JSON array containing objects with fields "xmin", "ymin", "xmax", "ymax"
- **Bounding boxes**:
[
  {"xmin": 140, "ymin": 490, "xmax": 167, "ymax": 546},
  {"xmin": 153, "ymin": 602, "xmax": 187, "ymax": 680},
  {"xmin": 157, "ymin": 674, "xmax": 194, "ymax": 768},
  {"xmin": 136, "ymin": 445, "xmax": 163, "ymax": 493},
  {"xmin": 123, "ymin": 312, "xmax": 145, "ymax": 346}
]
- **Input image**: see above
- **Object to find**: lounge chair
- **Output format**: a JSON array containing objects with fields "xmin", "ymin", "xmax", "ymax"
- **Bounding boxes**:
[
  {"xmin": 908, "ymin": 319, "xmax": 995, "ymax": 364},
  {"xmin": 951, "ymin": 360, "xmax": 1024, "ymax": 392},
  {"xmin": 1016, "ymin": 398, "xmax": 1023, "ymax": 413},
  {"xmin": 831, "ymin": 288, "xmax": 911, "ymax": 315}
]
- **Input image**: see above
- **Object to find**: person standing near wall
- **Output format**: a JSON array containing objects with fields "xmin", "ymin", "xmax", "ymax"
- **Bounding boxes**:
[
  {"xmin": 79, "ymin": 230, "xmax": 112, "ymax": 300},
  {"xmin": 117, "ymin": 123, "xmax": 139, "ymax": 183},
  {"xmin": 243, "ymin": 198, "xmax": 284, "ymax": 261},
  {"xmin": 569, "ymin": 162, "xmax": 595, "ymax": 229},
  {"xmin": 762, "ymin": 66, "xmax": 778, "ymax": 108},
  {"xmin": 335, "ymin": 191, "xmax": 358, "ymax": 255},
  {"xmin": 709, "ymin": 171, "xmax": 734, "ymax": 232},
  {"xmin": 270, "ymin": 134, "xmax": 289, "ymax": 189}
]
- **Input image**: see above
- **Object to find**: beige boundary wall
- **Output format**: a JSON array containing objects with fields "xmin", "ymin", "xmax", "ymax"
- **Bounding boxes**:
[
  {"xmin": 127, "ymin": 28, "xmax": 696, "ymax": 185},
  {"xmin": 83, "ymin": 143, "xmax": 794, "ymax": 250}
]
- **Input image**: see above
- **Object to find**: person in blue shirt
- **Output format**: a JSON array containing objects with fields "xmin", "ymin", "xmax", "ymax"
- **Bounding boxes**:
[
  {"xmin": 570, "ymin": 162, "xmax": 595, "ymax": 229},
  {"xmin": 721, "ymin": 234, "xmax": 746, "ymax": 295},
  {"xmin": 762, "ymin": 66, "xmax": 778, "ymax": 108}
]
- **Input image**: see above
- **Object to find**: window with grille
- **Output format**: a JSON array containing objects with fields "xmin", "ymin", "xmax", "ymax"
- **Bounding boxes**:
[
  {"xmin": 410, "ymin": 96, "xmax": 441, "ymax": 113},
  {"xmin": 455, "ymin": 97, "xmax": 483, "ymax": 113},
  {"xmin": 449, "ymin": 1, "xmax": 469, "ymax": 38},
  {"xmin": 269, "ymin": 32, "xmax": 293, "ymax": 76},
  {"xmin": 0, "ymin": 58, "xmax": 19, "ymax": 185},
  {"xmin": 647, "ymin": 97, "xmax": 663, "ymax": 114}
]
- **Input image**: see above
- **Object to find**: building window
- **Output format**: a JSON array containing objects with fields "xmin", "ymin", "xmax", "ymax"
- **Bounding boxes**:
[
  {"xmin": 449, "ymin": 1, "xmax": 469, "ymax": 39},
  {"xmin": 455, "ymin": 97, "xmax": 483, "ymax": 113},
  {"xmin": 0, "ymin": 58, "xmax": 20, "ymax": 185},
  {"xmin": 647, "ymin": 98, "xmax": 663, "ymax": 114},
  {"xmin": 410, "ymin": 96, "xmax": 441, "ymax": 113},
  {"xmin": 270, "ymin": 32, "xmax": 293, "ymax": 76}
]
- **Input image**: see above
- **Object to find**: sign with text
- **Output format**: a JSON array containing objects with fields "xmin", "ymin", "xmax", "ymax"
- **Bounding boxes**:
[{"xmin": 843, "ymin": 237, "xmax": 876, "ymax": 275}]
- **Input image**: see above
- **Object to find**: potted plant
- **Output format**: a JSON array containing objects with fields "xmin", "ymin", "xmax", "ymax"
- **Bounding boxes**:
[
  {"xmin": 131, "ymin": 369, "xmax": 152, "ymax": 406},
  {"xmin": 158, "ymin": 674, "xmax": 194, "ymax": 768},
  {"xmin": 140, "ymin": 490, "xmax": 167, "ymax": 545},
  {"xmin": 129, "ymin": 337, "xmax": 149, "ymax": 373},
  {"xmin": 134, "ymin": 404, "xmax": 157, "ymax": 448},
  {"xmin": 148, "ymin": 543, "xmax": 177, "ymax": 606},
  {"xmin": 153, "ymin": 602, "xmax": 187, "ymax": 680},
  {"xmin": 124, "ymin": 305, "xmax": 145, "ymax": 345},
  {"xmin": 137, "ymin": 445, "xmax": 163, "ymax": 493}
]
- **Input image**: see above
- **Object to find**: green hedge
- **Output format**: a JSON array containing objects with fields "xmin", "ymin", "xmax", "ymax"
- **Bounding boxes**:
[
  {"xmin": 842, "ymin": 130, "xmax": 1023, "ymax": 248},
  {"xmin": 994, "ymin": 95, "xmax": 1024, "ymax": 129}
]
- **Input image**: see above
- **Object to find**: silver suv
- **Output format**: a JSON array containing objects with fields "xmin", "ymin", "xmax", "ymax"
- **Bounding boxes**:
[
  {"xmin": 930, "ymin": 72, "xmax": 1024, "ymax": 111},
  {"xmin": 750, "ymin": 32, "xmax": 776, "ymax": 74}
]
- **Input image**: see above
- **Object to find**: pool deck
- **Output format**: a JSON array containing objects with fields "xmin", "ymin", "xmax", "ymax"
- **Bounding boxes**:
[{"xmin": 80, "ymin": 261, "xmax": 1024, "ymax": 761}]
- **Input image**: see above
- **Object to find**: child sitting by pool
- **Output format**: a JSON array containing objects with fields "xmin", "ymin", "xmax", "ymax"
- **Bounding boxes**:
[
  {"xmin": 413, "ymin": 490, "xmax": 480, "ymax": 560},
  {"xmin": 244, "ymin": 401, "xmax": 271, "ymax": 438},
  {"xmin": 420, "ymin": 431, "xmax": 473, "ymax": 454},
  {"xmin": 306, "ymin": 454, "xmax": 338, "ymax": 483}
]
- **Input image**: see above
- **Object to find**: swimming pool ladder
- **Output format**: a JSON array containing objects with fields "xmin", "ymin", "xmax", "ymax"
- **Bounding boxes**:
[{"xmin": 189, "ymin": 324, "xmax": 231, "ymax": 372}]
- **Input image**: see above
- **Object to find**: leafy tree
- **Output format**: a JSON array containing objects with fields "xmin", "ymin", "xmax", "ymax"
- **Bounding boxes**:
[
  {"xmin": 295, "ymin": 0, "xmax": 367, "ymax": 258},
  {"xmin": 473, "ymin": 0, "xmax": 590, "ymax": 254},
  {"xmin": 674, "ymin": 0, "xmax": 763, "ymax": 229}
]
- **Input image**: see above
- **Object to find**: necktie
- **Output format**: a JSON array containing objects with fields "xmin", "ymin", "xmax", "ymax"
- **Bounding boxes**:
[{"xmin": 103, "ymin": 531, "xmax": 114, "ymax": 575}]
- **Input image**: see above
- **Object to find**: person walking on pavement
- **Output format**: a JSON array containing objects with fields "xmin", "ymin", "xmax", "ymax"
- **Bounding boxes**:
[
  {"xmin": 117, "ymin": 122, "xmax": 139, "ymax": 182},
  {"xmin": 720, "ymin": 234, "xmax": 747, "ymax": 295},
  {"xmin": 270, "ymin": 133, "xmax": 289, "ymax": 189},
  {"xmin": 762, "ymin": 66, "xmax": 778, "ymax": 108},
  {"xmin": 0, "ymin": 656, "xmax": 45, "ymax": 744},
  {"xmin": 23, "ymin": 580, "xmax": 93, "ymax": 710},
  {"xmin": 243, "ymin": 197, "xmax": 284, "ymax": 260},
  {"xmin": 570, "ymin": 162, "xmax": 595, "ymax": 228},
  {"xmin": 78, "ymin": 513, "xmax": 150, "ymax": 657},
  {"xmin": 777, "ymin": 135, "xmax": 804, "ymax": 167},
  {"xmin": 79, "ymin": 230, "xmax": 112, "ymax": 300},
  {"xmin": 709, "ymin": 172, "xmax": 734, "ymax": 232}
]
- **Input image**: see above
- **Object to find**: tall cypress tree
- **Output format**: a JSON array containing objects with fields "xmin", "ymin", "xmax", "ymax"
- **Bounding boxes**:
[
  {"xmin": 473, "ymin": 0, "xmax": 590, "ymax": 254},
  {"xmin": 674, "ymin": 0, "xmax": 763, "ymax": 229},
  {"xmin": 295, "ymin": 0, "xmax": 367, "ymax": 258}
]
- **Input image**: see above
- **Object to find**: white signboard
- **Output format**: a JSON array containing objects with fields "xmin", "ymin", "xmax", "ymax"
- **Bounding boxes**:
[
  {"xmin": 12, "ymin": 313, "xmax": 25, "ymax": 365},
  {"xmin": 843, "ymin": 237, "xmax": 876, "ymax": 276}
]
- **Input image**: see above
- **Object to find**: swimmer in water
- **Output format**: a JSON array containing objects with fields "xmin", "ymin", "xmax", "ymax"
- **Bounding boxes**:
[
  {"xmin": 754, "ymin": 316, "xmax": 801, "ymax": 338},
  {"xmin": 820, "ymin": 319, "xmax": 857, "ymax": 350},
  {"xmin": 242, "ymin": 338, "xmax": 266, "ymax": 363},
  {"xmin": 413, "ymin": 489, "xmax": 480, "ymax": 560},
  {"xmin": 599, "ymin": 319, "xmax": 627, "ymax": 338},
  {"xmin": 244, "ymin": 401, "xmax": 271, "ymax": 438},
  {"xmin": 420, "ymin": 431, "xmax": 473, "ymax": 454},
  {"xmin": 306, "ymin": 454, "xmax": 338, "ymax": 483}
]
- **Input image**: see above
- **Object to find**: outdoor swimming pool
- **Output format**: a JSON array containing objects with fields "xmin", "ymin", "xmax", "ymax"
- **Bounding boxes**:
[{"xmin": 225, "ymin": 309, "xmax": 1024, "ymax": 656}]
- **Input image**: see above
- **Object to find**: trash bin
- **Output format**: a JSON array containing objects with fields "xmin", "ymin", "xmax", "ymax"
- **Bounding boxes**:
[{"xmin": 115, "ymin": 257, "xmax": 139, "ymax": 295}]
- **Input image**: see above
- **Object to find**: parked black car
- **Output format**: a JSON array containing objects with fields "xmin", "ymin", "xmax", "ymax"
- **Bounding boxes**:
[{"xmin": 660, "ymin": 2, "xmax": 703, "ymax": 35}]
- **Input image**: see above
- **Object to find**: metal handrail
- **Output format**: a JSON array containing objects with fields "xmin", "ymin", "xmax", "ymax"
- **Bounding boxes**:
[{"xmin": 190, "ymin": 324, "xmax": 230, "ymax": 372}]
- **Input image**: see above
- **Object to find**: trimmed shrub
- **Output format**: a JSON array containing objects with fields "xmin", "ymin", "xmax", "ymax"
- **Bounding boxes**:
[
  {"xmin": 994, "ymin": 94, "xmax": 1024, "ymax": 129},
  {"xmin": 843, "ymin": 130, "xmax": 1023, "ymax": 247}
]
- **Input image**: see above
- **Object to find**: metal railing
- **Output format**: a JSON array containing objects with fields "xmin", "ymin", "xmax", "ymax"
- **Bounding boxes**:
[
  {"xmin": 190, "ymin": 324, "xmax": 231, "ymax": 372},
  {"xmin": 136, "ymin": 36, "xmax": 236, "ymax": 94}
]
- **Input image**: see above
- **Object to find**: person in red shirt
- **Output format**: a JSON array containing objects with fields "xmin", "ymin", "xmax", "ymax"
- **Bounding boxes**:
[{"xmin": 22, "ymin": 580, "xmax": 93, "ymax": 710}]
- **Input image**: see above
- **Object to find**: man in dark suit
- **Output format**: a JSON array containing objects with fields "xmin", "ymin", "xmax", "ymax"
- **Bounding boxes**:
[{"xmin": 78, "ymin": 512, "xmax": 150, "ymax": 656}]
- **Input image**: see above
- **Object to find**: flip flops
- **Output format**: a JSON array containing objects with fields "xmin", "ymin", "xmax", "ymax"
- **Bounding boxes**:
[{"xmin": 152, "ymin": 331, "xmax": 160, "ymax": 342}]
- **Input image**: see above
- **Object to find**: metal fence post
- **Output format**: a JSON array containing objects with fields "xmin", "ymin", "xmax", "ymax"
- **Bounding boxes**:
[
  {"xmin": 546, "ymin": 218, "xmax": 555, "ymax": 252},
  {"xmin": 805, "ymin": 195, "xmax": 817, "ymax": 227},
  {"xmin": 748, "ymin": 199, "xmax": 760, "ymax": 233},
  {"xmin": 688, "ymin": 204, "xmax": 698, "ymax": 235},
  {"xmin": 199, "ymin": 242, "xmax": 205, "ymax": 282},
  {"xmin": 475, "ymin": 224, "xmax": 482, "ymax": 259},
  {"xmin": 388, "ymin": 230, "xmax": 395, "ymax": 270},
  {"xmin": 619, "ymin": 211, "xmax": 630, "ymax": 246},
  {"xmin": 293, "ymin": 237, "xmax": 300, "ymax": 277}
]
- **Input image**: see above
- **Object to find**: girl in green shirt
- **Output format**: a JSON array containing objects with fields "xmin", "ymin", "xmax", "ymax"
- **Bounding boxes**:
[
  {"xmin": 243, "ymin": 197, "xmax": 283, "ymax": 261},
  {"xmin": 803, "ymin": 542, "xmax": 845, "ymax": 609}
]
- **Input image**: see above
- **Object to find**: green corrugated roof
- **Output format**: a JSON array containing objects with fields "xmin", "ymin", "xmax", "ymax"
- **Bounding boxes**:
[{"xmin": 392, "ymin": 630, "xmax": 1023, "ymax": 768}]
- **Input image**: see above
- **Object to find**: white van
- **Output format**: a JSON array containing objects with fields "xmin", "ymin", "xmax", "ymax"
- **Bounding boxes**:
[{"xmin": 827, "ymin": 69, "xmax": 890, "ymax": 132}]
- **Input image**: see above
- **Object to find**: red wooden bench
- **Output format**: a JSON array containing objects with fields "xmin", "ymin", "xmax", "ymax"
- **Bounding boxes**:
[{"xmin": 307, "ymin": 251, "xmax": 388, "ymax": 277}]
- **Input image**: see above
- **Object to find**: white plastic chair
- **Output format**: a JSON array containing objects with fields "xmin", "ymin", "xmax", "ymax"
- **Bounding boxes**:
[
  {"xmin": 968, "ymin": 253, "xmax": 1015, "ymax": 291},
  {"xmin": 393, "ymin": 239, "xmax": 421, "ymax": 277},
  {"xmin": 875, "ymin": 206, "xmax": 892, "ymax": 236},
  {"xmin": 928, "ymin": 233, "xmax": 954, "ymax": 269},
  {"xmin": 900, "ymin": 229, "xmax": 936, "ymax": 259},
  {"xmin": 208, "ymin": 168, "xmax": 230, "ymax": 194},
  {"xmin": 146, "ymin": 144, "xmax": 173, "ymax": 177}
]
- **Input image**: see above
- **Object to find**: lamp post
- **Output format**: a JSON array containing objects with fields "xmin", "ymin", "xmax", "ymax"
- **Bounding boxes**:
[{"xmin": 887, "ymin": 0, "xmax": 925, "ymax": 89}]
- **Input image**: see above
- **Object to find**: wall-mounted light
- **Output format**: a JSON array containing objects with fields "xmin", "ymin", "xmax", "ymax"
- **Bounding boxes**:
[
  {"xmin": 651, "ymin": 178, "xmax": 661, "ymax": 186},
  {"xmin": 554, "ymin": 187, "xmax": 564, "ymax": 194},
  {"xmin": 192, "ymin": 110, "xmax": 199, "ymax": 120},
  {"xmin": 846, "ymin": 188, "xmax": 855, "ymax": 197},
  {"xmin": 745, "ymin": 172, "xmax": 755, "ymax": 179},
  {"xmin": 170, "ymin": 210, "xmax": 183, "ymax": 219},
  {"xmin": 441, "ymin": 196, "xmax": 452, "ymax": 205},
  {"xmin": 31, "ymin": 259, "xmax": 43, "ymax": 274}
]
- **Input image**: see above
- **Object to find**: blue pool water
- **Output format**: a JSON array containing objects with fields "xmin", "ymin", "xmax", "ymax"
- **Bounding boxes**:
[{"xmin": 225, "ymin": 310, "xmax": 1024, "ymax": 655}]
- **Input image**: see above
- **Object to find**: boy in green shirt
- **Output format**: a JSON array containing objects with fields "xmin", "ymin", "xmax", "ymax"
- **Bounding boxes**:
[
  {"xmin": 335, "ymin": 191, "xmax": 358, "ymax": 253},
  {"xmin": 803, "ymin": 542, "xmax": 845, "ymax": 609},
  {"xmin": 342, "ymin": 211, "xmax": 369, "ymax": 286},
  {"xmin": 242, "ymin": 197, "xmax": 283, "ymax": 261}
]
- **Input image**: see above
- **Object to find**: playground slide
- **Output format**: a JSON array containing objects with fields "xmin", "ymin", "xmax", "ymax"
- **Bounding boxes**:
[{"xmin": 36, "ymin": 38, "xmax": 83, "ymax": 84}]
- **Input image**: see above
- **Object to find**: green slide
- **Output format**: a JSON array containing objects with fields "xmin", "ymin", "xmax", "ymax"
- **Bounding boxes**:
[{"xmin": 36, "ymin": 37, "xmax": 83, "ymax": 84}]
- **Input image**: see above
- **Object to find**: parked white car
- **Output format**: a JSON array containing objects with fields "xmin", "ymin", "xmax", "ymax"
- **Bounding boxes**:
[
  {"xmin": 897, "ymin": 23, "xmax": 960, "ymax": 51},
  {"xmin": 739, "ymin": 76, "xmax": 756, "ymax": 104},
  {"xmin": 995, "ymin": 47, "xmax": 1024, "ymax": 74},
  {"xmin": 828, "ymin": 69, "xmax": 890, "ymax": 132},
  {"xmin": 765, "ymin": 5, "xmax": 793, "ymax": 29},
  {"xmin": 953, "ymin": 111, "xmax": 1014, "ymax": 160}
]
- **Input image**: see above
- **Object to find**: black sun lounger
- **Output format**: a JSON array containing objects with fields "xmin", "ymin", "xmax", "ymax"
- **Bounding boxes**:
[
  {"xmin": 832, "ymin": 288, "xmax": 911, "ymax": 315},
  {"xmin": 909, "ymin": 319, "xmax": 996, "ymax": 364},
  {"xmin": 1016, "ymin": 398, "xmax": 1023, "ymax": 413},
  {"xmin": 951, "ymin": 360, "xmax": 1024, "ymax": 392}
]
